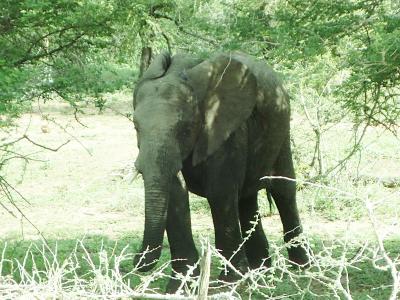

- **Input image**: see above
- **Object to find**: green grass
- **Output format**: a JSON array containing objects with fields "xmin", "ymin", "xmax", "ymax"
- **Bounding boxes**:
[
  {"xmin": 0, "ymin": 235, "xmax": 169, "ymax": 293},
  {"xmin": 0, "ymin": 235, "xmax": 398, "ymax": 298}
]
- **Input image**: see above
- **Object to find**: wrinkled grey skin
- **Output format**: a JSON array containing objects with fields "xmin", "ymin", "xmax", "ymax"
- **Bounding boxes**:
[{"xmin": 132, "ymin": 51, "xmax": 309, "ymax": 292}]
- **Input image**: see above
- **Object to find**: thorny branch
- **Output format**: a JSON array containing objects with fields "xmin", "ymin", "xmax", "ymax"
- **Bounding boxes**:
[
  {"xmin": 366, "ymin": 198, "xmax": 400, "ymax": 300},
  {"xmin": 0, "ymin": 129, "xmax": 71, "ymax": 244},
  {"xmin": 0, "ymin": 176, "xmax": 48, "ymax": 245},
  {"xmin": 309, "ymin": 89, "xmax": 380, "ymax": 181}
]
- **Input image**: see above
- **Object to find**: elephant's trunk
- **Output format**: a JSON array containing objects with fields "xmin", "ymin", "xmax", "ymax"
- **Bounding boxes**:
[
  {"xmin": 133, "ymin": 141, "xmax": 181, "ymax": 272},
  {"xmin": 134, "ymin": 180, "xmax": 169, "ymax": 271}
]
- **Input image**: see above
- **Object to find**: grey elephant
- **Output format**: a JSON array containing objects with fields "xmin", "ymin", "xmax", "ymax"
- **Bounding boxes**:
[{"xmin": 132, "ymin": 51, "xmax": 309, "ymax": 292}]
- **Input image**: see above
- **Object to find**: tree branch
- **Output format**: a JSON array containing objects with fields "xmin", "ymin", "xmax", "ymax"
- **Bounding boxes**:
[
  {"xmin": 13, "ymin": 32, "xmax": 86, "ymax": 66},
  {"xmin": 22, "ymin": 135, "xmax": 70, "ymax": 152},
  {"xmin": 151, "ymin": 12, "xmax": 218, "ymax": 46},
  {"xmin": 21, "ymin": 25, "xmax": 78, "ymax": 62}
]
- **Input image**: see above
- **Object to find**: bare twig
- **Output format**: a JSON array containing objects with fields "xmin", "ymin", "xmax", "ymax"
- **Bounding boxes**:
[
  {"xmin": 319, "ymin": 121, "xmax": 369, "ymax": 179},
  {"xmin": 22, "ymin": 135, "xmax": 70, "ymax": 152},
  {"xmin": 0, "ymin": 136, "xmax": 25, "ymax": 148},
  {"xmin": 299, "ymin": 85, "xmax": 324, "ymax": 175},
  {"xmin": 0, "ymin": 177, "xmax": 48, "ymax": 245},
  {"xmin": 73, "ymin": 107, "xmax": 88, "ymax": 128},
  {"xmin": 366, "ymin": 198, "xmax": 400, "ymax": 300},
  {"xmin": 42, "ymin": 115, "xmax": 93, "ymax": 155},
  {"xmin": 104, "ymin": 105, "xmax": 134, "ymax": 124}
]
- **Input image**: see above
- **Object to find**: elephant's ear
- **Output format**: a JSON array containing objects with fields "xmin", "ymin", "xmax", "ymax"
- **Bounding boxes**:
[
  {"xmin": 141, "ymin": 51, "xmax": 171, "ymax": 80},
  {"xmin": 187, "ymin": 53, "xmax": 258, "ymax": 165}
]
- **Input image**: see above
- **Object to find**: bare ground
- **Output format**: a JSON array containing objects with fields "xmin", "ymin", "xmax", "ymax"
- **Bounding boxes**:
[{"xmin": 1, "ymin": 98, "xmax": 399, "ymax": 245}]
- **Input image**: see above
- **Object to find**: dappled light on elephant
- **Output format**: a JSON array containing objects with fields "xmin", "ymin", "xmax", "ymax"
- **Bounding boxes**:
[{"xmin": 132, "ymin": 50, "xmax": 310, "ymax": 293}]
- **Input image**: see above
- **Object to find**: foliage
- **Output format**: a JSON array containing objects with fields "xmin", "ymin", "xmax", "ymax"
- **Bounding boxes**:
[
  {"xmin": 1, "ymin": 1, "xmax": 399, "ymax": 297},
  {"xmin": 2, "ymin": 0, "xmax": 398, "ymax": 131},
  {"xmin": 0, "ymin": 0, "xmax": 136, "ymax": 123}
]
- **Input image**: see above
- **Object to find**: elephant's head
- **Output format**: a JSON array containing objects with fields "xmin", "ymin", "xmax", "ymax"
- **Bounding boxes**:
[{"xmin": 133, "ymin": 51, "xmax": 259, "ymax": 271}]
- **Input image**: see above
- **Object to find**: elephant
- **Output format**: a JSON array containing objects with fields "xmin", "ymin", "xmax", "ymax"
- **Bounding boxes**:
[{"xmin": 132, "ymin": 51, "xmax": 309, "ymax": 292}]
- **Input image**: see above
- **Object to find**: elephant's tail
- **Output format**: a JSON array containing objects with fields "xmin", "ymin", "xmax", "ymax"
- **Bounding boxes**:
[
  {"xmin": 267, "ymin": 189, "xmax": 275, "ymax": 215},
  {"xmin": 265, "ymin": 179, "xmax": 275, "ymax": 215}
]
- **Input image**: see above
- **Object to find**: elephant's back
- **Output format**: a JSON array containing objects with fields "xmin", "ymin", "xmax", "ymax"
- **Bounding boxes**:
[
  {"xmin": 231, "ymin": 53, "xmax": 291, "ymax": 195},
  {"xmin": 231, "ymin": 52, "xmax": 290, "ymax": 118},
  {"xmin": 168, "ymin": 54, "xmax": 204, "ymax": 74}
]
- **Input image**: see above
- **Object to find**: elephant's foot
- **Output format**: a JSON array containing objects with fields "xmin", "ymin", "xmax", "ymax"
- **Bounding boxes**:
[
  {"xmin": 166, "ymin": 276, "xmax": 183, "ymax": 294},
  {"xmin": 133, "ymin": 246, "xmax": 162, "ymax": 272},
  {"xmin": 247, "ymin": 253, "xmax": 271, "ymax": 270},
  {"xmin": 212, "ymin": 267, "xmax": 248, "ymax": 293},
  {"xmin": 217, "ymin": 255, "xmax": 249, "ymax": 284},
  {"xmin": 218, "ymin": 269, "xmax": 243, "ymax": 283},
  {"xmin": 165, "ymin": 263, "xmax": 200, "ymax": 294},
  {"xmin": 288, "ymin": 245, "xmax": 310, "ymax": 268}
]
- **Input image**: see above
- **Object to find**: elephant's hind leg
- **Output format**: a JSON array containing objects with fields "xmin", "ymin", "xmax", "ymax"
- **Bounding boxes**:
[
  {"xmin": 166, "ymin": 176, "xmax": 199, "ymax": 293},
  {"xmin": 270, "ymin": 138, "xmax": 309, "ymax": 266},
  {"xmin": 239, "ymin": 192, "xmax": 270, "ymax": 269}
]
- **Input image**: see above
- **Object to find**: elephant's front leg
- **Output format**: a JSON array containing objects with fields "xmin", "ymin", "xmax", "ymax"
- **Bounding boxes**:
[
  {"xmin": 165, "ymin": 175, "xmax": 199, "ymax": 293},
  {"xmin": 239, "ymin": 193, "xmax": 270, "ymax": 269},
  {"xmin": 207, "ymin": 186, "xmax": 249, "ymax": 281}
]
